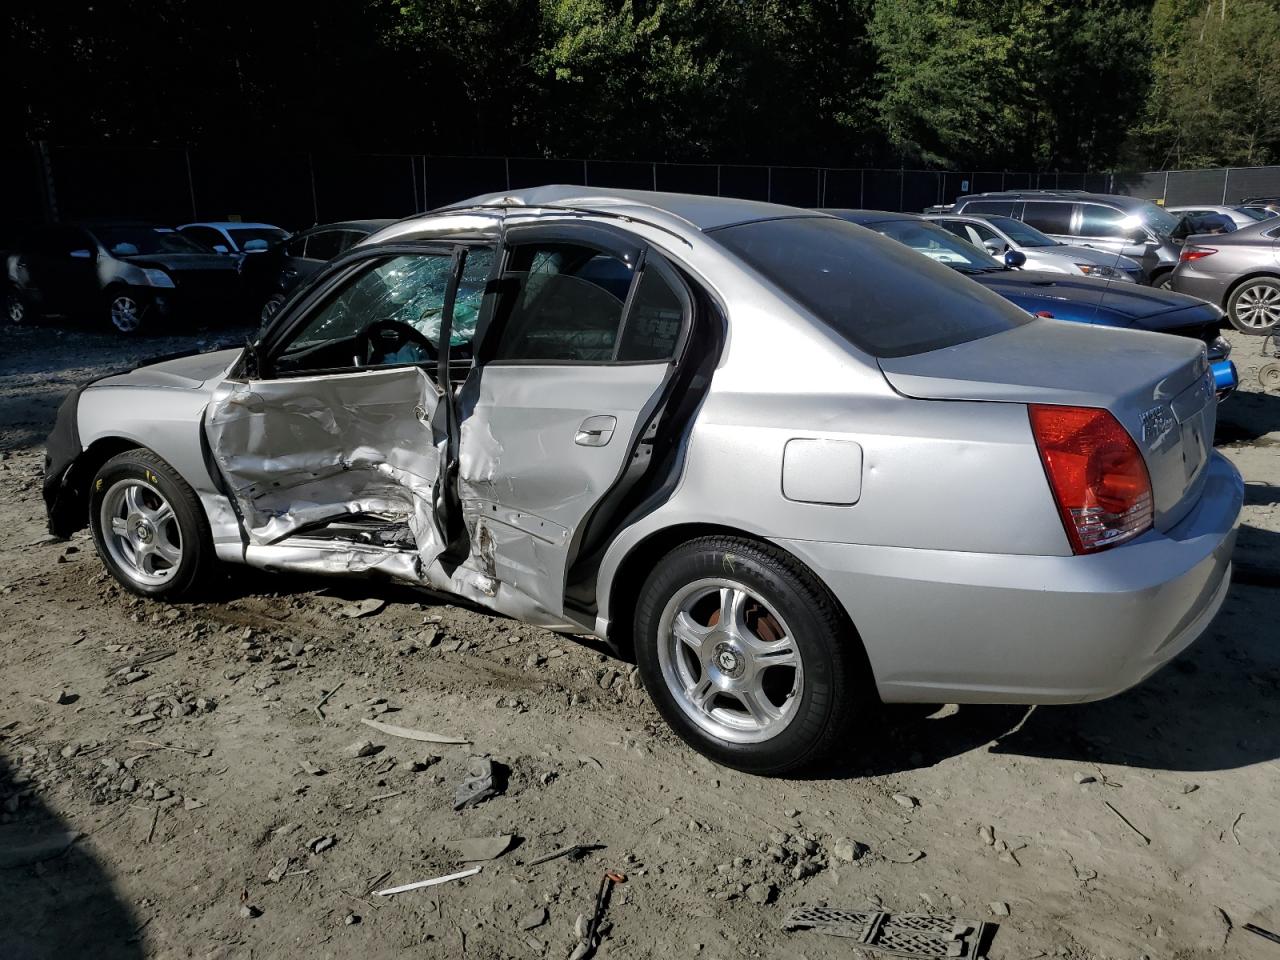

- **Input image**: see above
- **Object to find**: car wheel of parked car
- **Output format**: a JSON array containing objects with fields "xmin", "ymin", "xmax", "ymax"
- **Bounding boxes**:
[
  {"xmin": 107, "ymin": 290, "xmax": 147, "ymax": 335},
  {"xmin": 1227, "ymin": 278, "xmax": 1280, "ymax": 334},
  {"xmin": 89, "ymin": 449, "xmax": 214, "ymax": 600},
  {"xmin": 634, "ymin": 536, "xmax": 869, "ymax": 774},
  {"xmin": 1152, "ymin": 272, "xmax": 1174, "ymax": 290},
  {"xmin": 260, "ymin": 293, "xmax": 286, "ymax": 327},
  {"xmin": 5, "ymin": 289, "xmax": 31, "ymax": 326}
]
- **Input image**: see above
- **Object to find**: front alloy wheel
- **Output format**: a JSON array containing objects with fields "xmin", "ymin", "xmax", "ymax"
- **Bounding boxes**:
[
  {"xmin": 109, "ymin": 292, "xmax": 145, "ymax": 334},
  {"xmin": 99, "ymin": 479, "xmax": 184, "ymax": 587},
  {"xmin": 1228, "ymin": 279, "xmax": 1280, "ymax": 334}
]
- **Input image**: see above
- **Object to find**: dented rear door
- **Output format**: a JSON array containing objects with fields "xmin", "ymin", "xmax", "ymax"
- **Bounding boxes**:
[{"xmin": 449, "ymin": 224, "xmax": 689, "ymax": 621}]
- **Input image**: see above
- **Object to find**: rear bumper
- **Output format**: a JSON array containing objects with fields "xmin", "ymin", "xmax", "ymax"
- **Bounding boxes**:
[
  {"xmin": 1170, "ymin": 269, "xmax": 1228, "ymax": 307},
  {"xmin": 777, "ymin": 452, "xmax": 1243, "ymax": 705}
]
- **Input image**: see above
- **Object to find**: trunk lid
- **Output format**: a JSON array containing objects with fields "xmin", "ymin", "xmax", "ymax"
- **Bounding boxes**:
[{"xmin": 879, "ymin": 319, "xmax": 1217, "ymax": 532}]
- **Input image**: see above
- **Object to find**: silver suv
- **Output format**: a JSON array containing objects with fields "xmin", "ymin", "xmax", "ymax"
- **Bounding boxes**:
[{"xmin": 952, "ymin": 191, "xmax": 1186, "ymax": 287}]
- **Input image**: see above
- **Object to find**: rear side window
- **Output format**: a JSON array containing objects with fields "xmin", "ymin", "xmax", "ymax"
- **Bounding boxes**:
[
  {"xmin": 960, "ymin": 200, "xmax": 1017, "ymax": 217},
  {"xmin": 1022, "ymin": 202, "xmax": 1073, "ymax": 234},
  {"xmin": 710, "ymin": 216, "xmax": 1030, "ymax": 359},
  {"xmin": 1079, "ymin": 204, "xmax": 1130, "ymax": 238},
  {"xmin": 304, "ymin": 231, "xmax": 346, "ymax": 261}
]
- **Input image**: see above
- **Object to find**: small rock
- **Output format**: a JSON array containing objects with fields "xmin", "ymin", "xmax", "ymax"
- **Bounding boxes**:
[
  {"xmin": 979, "ymin": 825, "xmax": 995, "ymax": 846},
  {"xmin": 239, "ymin": 904, "xmax": 261, "ymax": 920},
  {"xmin": 791, "ymin": 859, "xmax": 821, "ymax": 880},
  {"xmin": 989, "ymin": 901, "xmax": 1011, "ymax": 917},
  {"xmin": 53, "ymin": 690, "xmax": 75, "ymax": 705},
  {"xmin": 253, "ymin": 676, "xmax": 279, "ymax": 692},
  {"xmin": 783, "ymin": 808, "xmax": 800, "ymax": 818},
  {"xmin": 60, "ymin": 744, "xmax": 80, "ymax": 759},
  {"xmin": 152, "ymin": 786, "xmax": 172, "ymax": 801},
  {"xmin": 347, "ymin": 739, "xmax": 379, "ymax": 759},
  {"xmin": 123, "ymin": 671, "xmax": 148, "ymax": 684},
  {"xmin": 299, "ymin": 759, "xmax": 325, "ymax": 776},
  {"xmin": 453, "ymin": 757, "xmax": 504, "ymax": 810},
  {"xmin": 1182, "ymin": 783, "xmax": 1200, "ymax": 795},
  {"xmin": 344, "ymin": 913, "xmax": 360, "ymax": 925},
  {"xmin": 1073, "ymin": 772, "xmax": 1097, "ymax": 785},
  {"xmin": 891, "ymin": 793, "xmax": 919, "ymax": 809},
  {"xmin": 574, "ymin": 913, "xmax": 592, "ymax": 939},
  {"xmin": 832, "ymin": 838, "xmax": 870, "ymax": 863},
  {"xmin": 518, "ymin": 906, "xmax": 548, "ymax": 930},
  {"xmin": 745, "ymin": 882, "xmax": 775, "ymax": 905},
  {"xmin": 308, "ymin": 835, "xmax": 336, "ymax": 854},
  {"xmin": 338, "ymin": 598, "xmax": 386, "ymax": 619},
  {"xmin": 267, "ymin": 858, "xmax": 290, "ymax": 882},
  {"xmin": 183, "ymin": 797, "xmax": 206, "ymax": 810}
]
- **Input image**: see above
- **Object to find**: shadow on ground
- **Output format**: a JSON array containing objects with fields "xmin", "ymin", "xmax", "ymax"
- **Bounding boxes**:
[{"xmin": 0, "ymin": 754, "xmax": 143, "ymax": 959}]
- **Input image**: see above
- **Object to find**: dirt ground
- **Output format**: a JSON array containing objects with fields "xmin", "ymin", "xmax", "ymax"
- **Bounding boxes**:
[{"xmin": 2, "ymin": 319, "xmax": 1279, "ymax": 960}]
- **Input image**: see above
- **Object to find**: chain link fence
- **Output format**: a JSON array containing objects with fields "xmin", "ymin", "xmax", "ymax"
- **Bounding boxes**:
[{"xmin": 3, "ymin": 142, "xmax": 1278, "ymax": 234}]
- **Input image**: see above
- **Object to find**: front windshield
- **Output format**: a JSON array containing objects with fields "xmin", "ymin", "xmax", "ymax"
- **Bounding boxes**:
[
  {"xmin": 709, "ymin": 216, "xmax": 1030, "ymax": 359},
  {"xmin": 89, "ymin": 225, "xmax": 206, "ymax": 257},
  {"xmin": 871, "ymin": 219, "xmax": 999, "ymax": 273},
  {"xmin": 1140, "ymin": 202, "xmax": 1181, "ymax": 237},
  {"xmin": 987, "ymin": 216, "xmax": 1057, "ymax": 248}
]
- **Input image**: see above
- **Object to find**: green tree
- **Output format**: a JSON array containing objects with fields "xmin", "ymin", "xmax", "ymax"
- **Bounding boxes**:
[{"xmin": 1134, "ymin": 0, "xmax": 1280, "ymax": 167}]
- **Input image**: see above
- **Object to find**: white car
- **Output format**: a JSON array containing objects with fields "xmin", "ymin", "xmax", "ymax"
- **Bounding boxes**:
[
  {"xmin": 177, "ymin": 221, "xmax": 289, "ymax": 256},
  {"xmin": 928, "ymin": 214, "xmax": 1142, "ymax": 282}
]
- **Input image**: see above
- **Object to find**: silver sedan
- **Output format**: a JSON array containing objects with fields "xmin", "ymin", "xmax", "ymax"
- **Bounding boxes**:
[
  {"xmin": 43, "ymin": 187, "xmax": 1243, "ymax": 774},
  {"xmin": 1171, "ymin": 218, "xmax": 1280, "ymax": 333}
]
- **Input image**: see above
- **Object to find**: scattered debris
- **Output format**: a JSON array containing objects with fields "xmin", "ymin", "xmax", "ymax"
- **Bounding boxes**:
[
  {"xmin": 308, "ymin": 835, "xmax": 337, "ymax": 854},
  {"xmin": 1244, "ymin": 923, "xmax": 1280, "ymax": 946},
  {"xmin": 570, "ymin": 871, "xmax": 626, "ymax": 960},
  {"xmin": 369, "ymin": 790, "xmax": 402, "ymax": 803},
  {"xmin": 374, "ymin": 866, "xmax": 481, "ymax": 896},
  {"xmin": 313, "ymin": 681, "xmax": 344, "ymax": 718},
  {"xmin": 453, "ymin": 756, "xmax": 506, "ymax": 810},
  {"xmin": 519, "ymin": 906, "xmax": 548, "ymax": 930},
  {"xmin": 299, "ymin": 759, "xmax": 326, "ymax": 776},
  {"xmin": 527, "ymin": 843, "xmax": 600, "ymax": 867},
  {"xmin": 1103, "ymin": 800, "xmax": 1151, "ymax": 845},
  {"xmin": 1073, "ymin": 772, "xmax": 1097, "ymax": 785},
  {"xmin": 359, "ymin": 717, "xmax": 469, "ymax": 745},
  {"xmin": 347, "ymin": 739, "xmax": 380, "ymax": 759},
  {"xmin": 446, "ymin": 834, "xmax": 514, "ymax": 862},
  {"xmin": 1230, "ymin": 812, "xmax": 1244, "ymax": 845},
  {"xmin": 337, "ymin": 598, "xmax": 387, "ymax": 619},
  {"xmin": 884, "ymin": 849, "xmax": 926, "ymax": 864},
  {"xmin": 783, "ymin": 908, "xmax": 991, "ymax": 956}
]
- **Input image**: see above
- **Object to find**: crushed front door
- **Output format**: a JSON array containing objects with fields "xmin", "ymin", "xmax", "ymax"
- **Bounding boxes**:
[{"xmin": 205, "ymin": 245, "xmax": 490, "ymax": 582}]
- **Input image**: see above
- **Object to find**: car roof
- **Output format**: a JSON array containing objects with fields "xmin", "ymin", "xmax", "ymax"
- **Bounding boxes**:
[
  {"xmin": 820, "ymin": 209, "xmax": 923, "ymax": 226},
  {"xmin": 956, "ymin": 191, "xmax": 1148, "ymax": 209},
  {"xmin": 441, "ymin": 185, "xmax": 816, "ymax": 232},
  {"xmin": 181, "ymin": 221, "xmax": 285, "ymax": 230},
  {"xmin": 305, "ymin": 219, "xmax": 397, "ymax": 234}
]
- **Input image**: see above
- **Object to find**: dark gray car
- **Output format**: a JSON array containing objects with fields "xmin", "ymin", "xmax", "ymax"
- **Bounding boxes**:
[
  {"xmin": 952, "ymin": 190, "xmax": 1187, "ymax": 287},
  {"xmin": 1171, "ymin": 218, "xmax": 1280, "ymax": 333}
]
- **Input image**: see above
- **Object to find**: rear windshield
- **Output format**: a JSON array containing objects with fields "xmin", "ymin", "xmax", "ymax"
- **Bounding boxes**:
[{"xmin": 710, "ymin": 216, "xmax": 1031, "ymax": 358}]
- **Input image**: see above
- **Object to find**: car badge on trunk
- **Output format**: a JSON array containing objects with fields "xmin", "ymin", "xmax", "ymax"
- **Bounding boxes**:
[{"xmin": 1141, "ymin": 404, "xmax": 1175, "ymax": 448}]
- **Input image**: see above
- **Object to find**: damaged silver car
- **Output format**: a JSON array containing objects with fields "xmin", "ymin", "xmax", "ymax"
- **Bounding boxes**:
[{"xmin": 44, "ymin": 186, "xmax": 1243, "ymax": 774}]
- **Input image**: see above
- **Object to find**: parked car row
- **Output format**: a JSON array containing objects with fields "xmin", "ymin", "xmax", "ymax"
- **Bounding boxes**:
[
  {"xmin": 44, "ymin": 185, "xmax": 1243, "ymax": 773},
  {"xmin": 3, "ymin": 217, "xmax": 391, "ymax": 334}
]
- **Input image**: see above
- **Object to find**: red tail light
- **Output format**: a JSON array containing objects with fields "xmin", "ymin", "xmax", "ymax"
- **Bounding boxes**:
[
  {"xmin": 1028, "ymin": 404, "xmax": 1153, "ymax": 554},
  {"xmin": 1179, "ymin": 246, "xmax": 1217, "ymax": 262}
]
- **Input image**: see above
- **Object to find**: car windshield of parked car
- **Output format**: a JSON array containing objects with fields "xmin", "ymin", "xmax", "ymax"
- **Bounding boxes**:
[
  {"xmin": 228, "ymin": 226, "xmax": 288, "ymax": 248},
  {"xmin": 869, "ymin": 218, "xmax": 1001, "ymax": 273},
  {"xmin": 710, "ymin": 216, "xmax": 1029, "ymax": 359},
  {"xmin": 1138, "ymin": 202, "xmax": 1181, "ymax": 237},
  {"xmin": 987, "ymin": 216, "xmax": 1057, "ymax": 248},
  {"xmin": 89, "ymin": 225, "xmax": 206, "ymax": 257}
]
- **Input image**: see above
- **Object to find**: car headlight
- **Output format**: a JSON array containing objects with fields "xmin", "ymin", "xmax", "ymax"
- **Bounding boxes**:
[
  {"xmin": 1075, "ymin": 263, "xmax": 1124, "ymax": 280},
  {"xmin": 141, "ymin": 268, "xmax": 175, "ymax": 288}
]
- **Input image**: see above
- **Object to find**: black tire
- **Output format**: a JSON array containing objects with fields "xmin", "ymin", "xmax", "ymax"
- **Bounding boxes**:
[
  {"xmin": 1226, "ymin": 277, "xmax": 1280, "ymax": 334},
  {"xmin": 105, "ymin": 287, "xmax": 149, "ymax": 335},
  {"xmin": 633, "ymin": 535, "xmax": 871, "ymax": 775},
  {"xmin": 88, "ymin": 449, "xmax": 215, "ymax": 600},
  {"xmin": 1151, "ymin": 271, "xmax": 1173, "ymax": 291},
  {"xmin": 5, "ymin": 287, "xmax": 32, "ymax": 326}
]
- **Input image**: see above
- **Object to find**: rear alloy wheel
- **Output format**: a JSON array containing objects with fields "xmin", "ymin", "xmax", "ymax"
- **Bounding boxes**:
[
  {"xmin": 1152, "ymin": 272, "xmax": 1174, "ymax": 291},
  {"xmin": 89, "ymin": 449, "xmax": 214, "ymax": 599},
  {"xmin": 1227, "ymin": 278, "xmax": 1280, "ymax": 334},
  {"xmin": 634, "ymin": 536, "xmax": 870, "ymax": 774},
  {"xmin": 108, "ymin": 290, "xmax": 147, "ymax": 335},
  {"xmin": 260, "ymin": 293, "xmax": 286, "ymax": 327}
]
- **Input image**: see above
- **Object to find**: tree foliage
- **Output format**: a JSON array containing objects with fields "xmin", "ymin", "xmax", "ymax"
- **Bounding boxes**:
[{"xmin": 4, "ymin": 0, "xmax": 1278, "ymax": 170}]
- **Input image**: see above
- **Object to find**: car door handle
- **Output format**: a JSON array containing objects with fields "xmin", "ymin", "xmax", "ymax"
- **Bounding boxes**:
[{"xmin": 575, "ymin": 415, "xmax": 617, "ymax": 447}]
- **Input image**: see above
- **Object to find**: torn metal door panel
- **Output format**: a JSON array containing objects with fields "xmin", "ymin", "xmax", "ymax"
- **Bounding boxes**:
[
  {"xmin": 454, "ymin": 363, "xmax": 668, "ymax": 618},
  {"xmin": 205, "ymin": 366, "xmax": 445, "ymax": 569}
]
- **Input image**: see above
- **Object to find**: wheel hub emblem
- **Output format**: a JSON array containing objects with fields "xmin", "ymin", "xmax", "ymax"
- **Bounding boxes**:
[
  {"xmin": 713, "ymin": 642, "xmax": 744, "ymax": 679},
  {"xmin": 133, "ymin": 520, "xmax": 154, "ymax": 544}
]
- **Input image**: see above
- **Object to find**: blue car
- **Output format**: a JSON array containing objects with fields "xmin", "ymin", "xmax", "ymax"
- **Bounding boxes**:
[{"xmin": 826, "ymin": 210, "xmax": 1238, "ymax": 396}]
